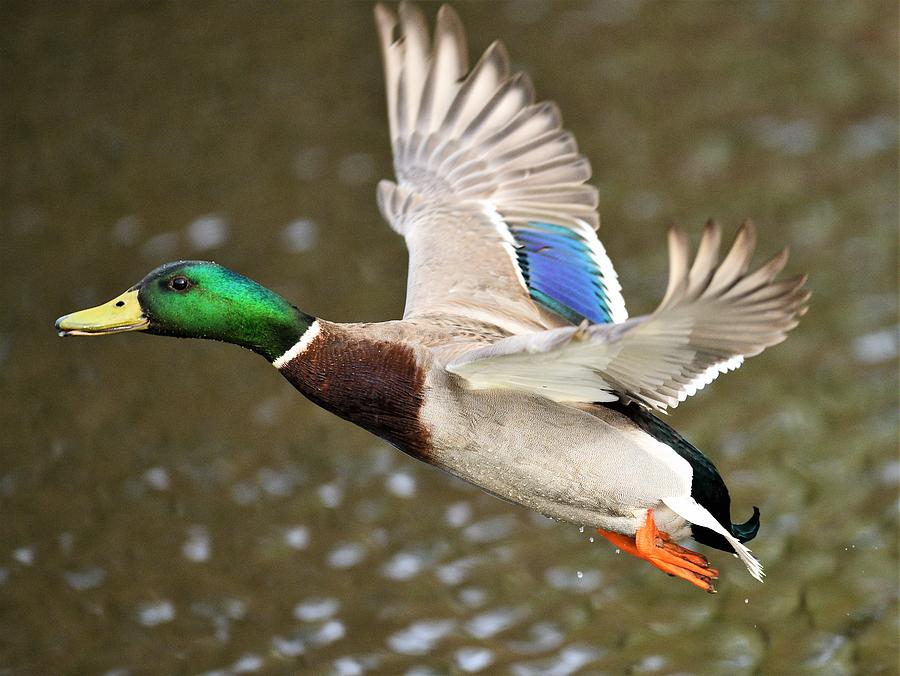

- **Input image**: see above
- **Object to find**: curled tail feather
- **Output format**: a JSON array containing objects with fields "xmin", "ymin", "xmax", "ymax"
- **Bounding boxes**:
[
  {"xmin": 732, "ymin": 505, "xmax": 761, "ymax": 543},
  {"xmin": 663, "ymin": 496, "xmax": 765, "ymax": 582}
]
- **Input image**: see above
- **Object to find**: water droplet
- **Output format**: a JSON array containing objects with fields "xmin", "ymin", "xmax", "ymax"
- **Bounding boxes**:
[
  {"xmin": 744, "ymin": 598, "xmax": 749, "ymax": 604},
  {"xmin": 578, "ymin": 526, "xmax": 584, "ymax": 533},
  {"xmin": 588, "ymin": 537, "xmax": 594, "ymax": 543},
  {"xmin": 576, "ymin": 571, "xmax": 584, "ymax": 579}
]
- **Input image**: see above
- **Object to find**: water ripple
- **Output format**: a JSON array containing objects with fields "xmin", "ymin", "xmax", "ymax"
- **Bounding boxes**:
[
  {"xmin": 136, "ymin": 600, "xmax": 176, "ymax": 627},
  {"xmin": 455, "ymin": 646, "xmax": 495, "ymax": 672},
  {"xmin": 182, "ymin": 526, "xmax": 212, "ymax": 562},
  {"xmin": 186, "ymin": 214, "xmax": 229, "ymax": 251},
  {"xmin": 283, "ymin": 526, "xmax": 310, "ymax": 550},
  {"xmin": 387, "ymin": 619, "xmax": 456, "ymax": 656},
  {"xmin": 465, "ymin": 606, "xmax": 528, "ymax": 639},
  {"xmin": 64, "ymin": 566, "xmax": 106, "ymax": 591},
  {"xmin": 382, "ymin": 550, "xmax": 427, "ymax": 581},
  {"xmin": 293, "ymin": 597, "xmax": 340, "ymax": 622},
  {"xmin": 463, "ymin": 515, "xmax": 517, "ymax": 543},
  {"xmin": 328, "ymin": 543, "xmax": 366, "ymax": 569},
  {"xmin": 510, "ymin": 644, "xmax": 605, "ymax": 676}
]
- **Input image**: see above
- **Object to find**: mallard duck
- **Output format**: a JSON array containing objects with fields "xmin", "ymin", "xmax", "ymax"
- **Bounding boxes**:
[{"xmin": 55, "ymin": 2, "xmax": 808, "ymax": 592}]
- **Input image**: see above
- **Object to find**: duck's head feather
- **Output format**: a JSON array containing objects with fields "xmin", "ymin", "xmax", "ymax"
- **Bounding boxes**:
[{"xmin": 57, "ymin": 261, "xmax": 313, "ymax": 361}]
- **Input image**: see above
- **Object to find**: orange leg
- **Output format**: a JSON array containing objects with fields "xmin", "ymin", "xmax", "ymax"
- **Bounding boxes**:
[{"xmin": 596, "ymin": 509, "xmax": 719, "ymax": 593}]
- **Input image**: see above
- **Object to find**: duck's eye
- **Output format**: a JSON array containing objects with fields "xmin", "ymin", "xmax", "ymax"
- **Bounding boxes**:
[{"xmin": 169, "ymin": 276, "xmax": 190, "ymax": 291}]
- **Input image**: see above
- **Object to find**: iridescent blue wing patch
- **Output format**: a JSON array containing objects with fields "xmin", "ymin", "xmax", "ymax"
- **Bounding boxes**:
[{"xmin": 511, "ymin": 221, "xmax": 625, "ymax": 325}]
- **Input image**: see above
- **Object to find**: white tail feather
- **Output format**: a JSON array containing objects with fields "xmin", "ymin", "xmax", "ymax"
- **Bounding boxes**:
[{"xmin": 663, "ymin": 495, "xmax": 765, "ymax": 582}]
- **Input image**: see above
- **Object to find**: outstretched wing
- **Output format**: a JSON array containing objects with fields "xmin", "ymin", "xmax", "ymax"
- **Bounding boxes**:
[
  {"xmin": 374, "ymin": 3, "xmax": 626, "ymax": 333},
  {"xmin": 446, "ymin": 222, "xmax": 809, "ymax": 411}
]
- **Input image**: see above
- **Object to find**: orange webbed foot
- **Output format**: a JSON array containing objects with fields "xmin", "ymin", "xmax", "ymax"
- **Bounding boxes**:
[{"xmin": 596, "ymin": 509, "xmax": 718, "ymax": 593}]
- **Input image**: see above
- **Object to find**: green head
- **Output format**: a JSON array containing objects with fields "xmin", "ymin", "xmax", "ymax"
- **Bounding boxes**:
[{"xmin": 55, "ymin": 261, "xmax": 314, "ymax": 362}]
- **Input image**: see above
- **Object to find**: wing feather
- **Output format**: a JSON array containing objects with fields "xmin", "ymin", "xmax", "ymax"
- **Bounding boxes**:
[
  {"xmin": 375, "ymin": 2, "xmax": 626, "ymax": 332},
  {"xmin": 446, "ymin": 223, "xmax": 810, "ymax": 411}
]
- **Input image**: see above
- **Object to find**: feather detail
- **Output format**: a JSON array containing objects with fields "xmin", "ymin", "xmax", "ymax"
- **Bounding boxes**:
[
  {"xmin": 374, "ymin": 2, "xmax": 625, "ymax": 330},
  {"xmin": 447, "ymin": 222, "xmax": 809, "ymax": 411},
  {"xmin": 662, "ymin": 496, "xmax": 765, "ymax": 581}
]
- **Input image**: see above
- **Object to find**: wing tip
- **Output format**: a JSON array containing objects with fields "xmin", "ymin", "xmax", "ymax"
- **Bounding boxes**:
[{"xmin": 374, "ymin": 3, "xmax": 398, "ymax": 40}]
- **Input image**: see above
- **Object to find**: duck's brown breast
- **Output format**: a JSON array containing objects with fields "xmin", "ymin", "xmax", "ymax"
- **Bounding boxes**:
[{"xmin": 278, "ymin": 323, "xmax": 433, "ymax": 460}]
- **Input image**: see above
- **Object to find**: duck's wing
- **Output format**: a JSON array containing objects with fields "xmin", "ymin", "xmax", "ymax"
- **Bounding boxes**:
[
  {"xmin": 374, "ymin": 3, "xmax": 627, "ymax": 334},
  {"xmin": 446, "ymin": 222, "xmax": 809, "ymax": 411}
]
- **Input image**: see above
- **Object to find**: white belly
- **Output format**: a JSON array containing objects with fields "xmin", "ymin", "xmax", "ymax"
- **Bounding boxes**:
[{"xmin": 421, "ymin": 380, "xmax": 694, "ymax": 536}]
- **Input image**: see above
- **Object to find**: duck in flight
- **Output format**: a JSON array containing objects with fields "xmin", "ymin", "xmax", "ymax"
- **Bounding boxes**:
[{"xmin": 56, "ymin": 2, "xmax": 808, "ymax": 592}]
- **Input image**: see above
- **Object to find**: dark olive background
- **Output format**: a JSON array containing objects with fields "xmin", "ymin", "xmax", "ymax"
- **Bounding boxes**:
[{"xmin": 1, "ymin": 1, "xmax": 897, "ymax": 673}]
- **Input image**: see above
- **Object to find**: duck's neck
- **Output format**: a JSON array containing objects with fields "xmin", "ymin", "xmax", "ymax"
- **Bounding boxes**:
[
  {"xmin": 271, "ymin": 319, "xmax": 323, "ymax": 368},
  {"xmin": 250, "ymin": 306, "xmax": 316, "ymax": 363},
  {"xmin": 273, "ymin": 321, "xmax": 431, "ymax": 456}
]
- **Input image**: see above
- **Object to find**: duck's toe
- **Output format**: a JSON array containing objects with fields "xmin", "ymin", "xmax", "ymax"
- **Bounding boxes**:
[
  {"xmin": 596, "ymin": 508, "xmax": 719, "ymax": 593},
  {"xmin": 647, "ymin": 554, "xmax": 718, "ymax": 593}
]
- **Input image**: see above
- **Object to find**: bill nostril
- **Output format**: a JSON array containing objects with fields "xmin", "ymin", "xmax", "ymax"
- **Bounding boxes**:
[{"xmin": 115, "ymin": 301, "xmax": 125, "ymax": 307}]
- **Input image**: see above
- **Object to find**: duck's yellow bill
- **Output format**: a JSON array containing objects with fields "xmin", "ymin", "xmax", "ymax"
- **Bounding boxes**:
[{"xmin": 55, "ymin": 289, "xmax": 149, "ymax": 336}]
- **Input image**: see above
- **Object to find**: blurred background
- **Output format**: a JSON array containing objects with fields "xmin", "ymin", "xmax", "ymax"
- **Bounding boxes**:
[{"xmin": 1, "ymin": 1, "xmax": 897, "ymax": 673}]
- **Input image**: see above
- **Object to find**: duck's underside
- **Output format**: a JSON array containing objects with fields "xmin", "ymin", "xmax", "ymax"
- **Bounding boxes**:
[
  {"xmin": 427, "ymin": 392, "xmax": 762, "ymax": 593},
  {"xmin": 274, "ymin": 320, "xmax": 763, "ymax": 592}
]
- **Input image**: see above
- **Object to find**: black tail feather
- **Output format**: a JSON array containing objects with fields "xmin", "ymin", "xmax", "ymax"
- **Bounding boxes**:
[
  {"xmin": 731, "ymin": 506, "xmax": 761, "ymax": 543},
  {"xmin": 603, "ymin": 401, "xmax": 764, "ymax": 553}
]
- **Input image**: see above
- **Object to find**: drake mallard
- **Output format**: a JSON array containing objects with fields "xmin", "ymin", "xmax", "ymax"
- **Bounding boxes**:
[{"xmin": 56, "ymin": 2, "xmax": 808, "ymax": 592}]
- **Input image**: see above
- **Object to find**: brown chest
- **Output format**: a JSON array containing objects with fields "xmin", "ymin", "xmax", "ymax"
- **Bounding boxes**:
[{"xmin": 278, "ymin": 329, "xmax": 432, "ymax": 459}]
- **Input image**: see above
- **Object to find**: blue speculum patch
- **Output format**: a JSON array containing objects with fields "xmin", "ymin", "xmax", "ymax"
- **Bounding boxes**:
[{"xmin": 511, "ymin": 221, "xmax": 614, "ymax": 325}]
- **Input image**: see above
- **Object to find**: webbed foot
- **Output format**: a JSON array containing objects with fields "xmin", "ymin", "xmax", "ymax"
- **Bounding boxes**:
[{"xmin": 596, "ymin": 509, "xmax": 719, "ymax": 593}]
